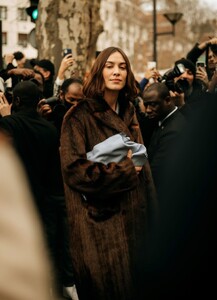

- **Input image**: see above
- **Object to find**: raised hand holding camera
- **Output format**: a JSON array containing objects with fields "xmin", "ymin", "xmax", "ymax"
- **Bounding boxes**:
[
  {"xmin": 158, "ymin": 63, "xmax": 189, "ymax": 93},
  {"xmin": 37, "ymin": 98, "xmax": 56, "ymax": 118}
]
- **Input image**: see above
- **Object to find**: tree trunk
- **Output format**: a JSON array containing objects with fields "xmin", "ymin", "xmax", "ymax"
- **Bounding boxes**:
[{"xmin": 36, "ymin": 0, "xmax": 103, "ymax": 78}]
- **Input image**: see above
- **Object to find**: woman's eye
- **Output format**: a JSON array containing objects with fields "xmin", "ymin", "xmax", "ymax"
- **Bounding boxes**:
[{"xmin": 105, "ymin": 64, "xmax": 112, "ymax": 68}]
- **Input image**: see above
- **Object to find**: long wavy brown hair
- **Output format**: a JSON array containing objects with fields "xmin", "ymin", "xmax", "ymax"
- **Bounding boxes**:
[{"xmin": 83, "ymin": 47, "xmax": 138, "ymax": 101}]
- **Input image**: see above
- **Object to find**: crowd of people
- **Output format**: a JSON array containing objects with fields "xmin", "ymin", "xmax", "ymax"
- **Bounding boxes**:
[{"xmin": 0, "ymin": 35, "xmax": 217, "ymax": 300}]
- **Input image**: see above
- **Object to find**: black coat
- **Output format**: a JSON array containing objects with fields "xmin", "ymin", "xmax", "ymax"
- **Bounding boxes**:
[
  {"xmin": 136, "ymin": 93, "xmax": 217, "ymax": 299},
  {"xmin": 0, "ymin": 110, "xmax": 63, "ymax": 210},
  {"xmin": 148, "ymin": 109, "xmax": 187, "ymax": 190}
]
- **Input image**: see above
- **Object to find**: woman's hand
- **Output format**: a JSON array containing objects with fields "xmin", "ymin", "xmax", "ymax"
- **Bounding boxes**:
[
  {"xmin": 57, "ymin": 54, "xmax": 75, "ymax": 80},
  {"xmin": 144, "ymin": 68, "xmax": 160, "ymax": 82},
  {"xmin": 127, "ymin": 149, "xmax": 142, "ymax": 174},
  {"xmin": 196, "ymin": 66, "xmax": 209, "ymax": 89}
]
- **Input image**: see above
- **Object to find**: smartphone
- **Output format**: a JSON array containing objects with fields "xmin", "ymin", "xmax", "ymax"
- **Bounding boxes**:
[
  {"xmin": 147, "ymin": 61, "xmax": 157, "ymax": 69},
  {"xmin": 196, "ymin": 61, "xmax": 205, "ymax": 68},
  {"xmin": 63, "ymin": 48, "xmax": 72, "ymax": 57}
]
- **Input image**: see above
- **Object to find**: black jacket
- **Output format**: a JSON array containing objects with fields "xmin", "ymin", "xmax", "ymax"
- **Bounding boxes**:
[
  {"xmin": 0, "ymin": 110, "xmax": 63, "ymax": 210},
  {"xmin": 148, "ymin": 109, "xmax": 187, "ymax": 189}
]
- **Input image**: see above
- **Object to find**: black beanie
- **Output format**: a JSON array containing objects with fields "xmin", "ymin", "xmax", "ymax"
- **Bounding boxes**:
[{"xmin": 175, "ymin": 58, "xmax": 196, "ymax": 77}]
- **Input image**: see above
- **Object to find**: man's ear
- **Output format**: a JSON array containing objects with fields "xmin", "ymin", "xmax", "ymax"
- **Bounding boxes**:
[
  {"xmin": 59, "ymin": 90, "xmax": 64, "ymax": 101},
  {"xmin": 164, "ymin": 95, "xmax": 172, "ymax": 104},
  {"xmin": 13, "ymin": 96, "xmax": 21, "ymax": 106}
]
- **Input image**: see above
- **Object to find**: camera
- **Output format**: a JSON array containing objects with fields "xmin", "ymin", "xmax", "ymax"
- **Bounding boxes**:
[
  {"xmin": 158, "ymin": 63, "xmax": 189, "ymax": 93},
  {"xmin": 160, "ymin": 63, "xmax": 185, "ymax": 82},
  {"xmin": 44, "ymin": 96, "xmax": 58, "ymax": 105}
]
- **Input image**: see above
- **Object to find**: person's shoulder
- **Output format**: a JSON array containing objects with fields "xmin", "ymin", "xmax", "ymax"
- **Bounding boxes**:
[
  {"xmin": 0, "ymin": 114, "xmax": 16, "ymax": 126},
  {"xmin": 37, "ymin": 113, "xmax": 58, "ymax": 129},
  {"xmin": 64, "ymin": 98, "xmax": 98, "ymax": 119},
  {"xmin": 170, "ymin": 108, "xmax": 187, "ymax": 124},
  {"xmin": 162, "ymin": 109, "xmax": 187, "ymax": 132}
]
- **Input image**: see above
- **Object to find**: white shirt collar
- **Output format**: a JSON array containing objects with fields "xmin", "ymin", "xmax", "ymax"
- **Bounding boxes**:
[
  {"xmin": 158, "ymin": 106, "xmax": 178, "ymax": 127},
  {"xmin": 115, "ymin": 102, "xmax": 120, "ymax": 114}
]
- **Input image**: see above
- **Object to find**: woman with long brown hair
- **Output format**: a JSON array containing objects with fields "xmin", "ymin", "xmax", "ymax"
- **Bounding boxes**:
[{"xmin": 60, "ymin": 46, "xmax": 157, "ymax": 300}]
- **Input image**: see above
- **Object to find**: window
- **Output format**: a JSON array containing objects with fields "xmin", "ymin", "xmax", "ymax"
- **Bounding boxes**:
[
  {"xmin": 0, "ymin": 6, "xmax": 7, "ymax": 20},
  {"xmin": 18, "ymin": 8, "xmax": 28, "ymax": 21},
  {"xmin": 18, "ymin": 33, "xmax": 28, "ymax": 47},
  {"xmin": 2, "ymin": 32, "xmax": 7, "ymax": 45}
]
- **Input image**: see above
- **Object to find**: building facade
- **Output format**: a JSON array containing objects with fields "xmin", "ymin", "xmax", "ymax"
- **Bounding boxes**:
[
  {"xmin": 1, "ymin": 0, "xmax": 150, "ymax": 76},
  {"xmin": 1, "ymin": 0, "xmax": 209, "ymax": 78},
  {"xmin": 0, "ymin": 0, "xmax": 37, "ymax": 60},
  {"xmin": 97, "ymin": 0, "xmax": 149, "ymax": 76}
]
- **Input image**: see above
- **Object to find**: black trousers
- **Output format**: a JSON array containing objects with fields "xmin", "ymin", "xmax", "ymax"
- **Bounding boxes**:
[{"xmin": 40, "ymin": 194, "xmax": 75, "ymax": 293}]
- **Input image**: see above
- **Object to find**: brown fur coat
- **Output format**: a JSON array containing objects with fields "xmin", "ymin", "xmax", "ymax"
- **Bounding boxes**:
[{"xmin": 60, "ymin": 97, "xmax": 157, "ymax": 300}]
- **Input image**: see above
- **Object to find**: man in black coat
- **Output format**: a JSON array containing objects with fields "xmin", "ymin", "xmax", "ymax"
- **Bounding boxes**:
[
  {"xmin": 0, "ymin": 81, "xmax": 77, "ymax": 299},
  {"xmin": 143, "ymin": 82, "xmax": 187, "ymax": 191},
  {"xmin": 136, "ymin": 91, "xmax": 217, "ymax": 300},
  {"xmin": 0, "ymin": 81, "xmax": 61, "ymax": 204}
]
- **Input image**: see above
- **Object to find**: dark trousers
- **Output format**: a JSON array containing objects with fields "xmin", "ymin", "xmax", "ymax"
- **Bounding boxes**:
[{"xmin": 41, "ymin": 194, "xmax": 75, "ymax": 294}]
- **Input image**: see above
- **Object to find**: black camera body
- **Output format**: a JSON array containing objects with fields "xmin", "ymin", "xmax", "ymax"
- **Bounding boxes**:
[
  {"xmin": 167, "ymin": 78, "xmax": 189, "ymax": 94},
  {"xmin": 44, "ymin": 96, "xmax": 58, "ymax": 105},
  {"xmin": 159, "ymin": 63, "xmax": 189, "ymax": 93}
]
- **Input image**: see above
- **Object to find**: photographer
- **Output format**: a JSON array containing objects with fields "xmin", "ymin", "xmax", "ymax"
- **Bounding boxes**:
[
  {"xmin": 37, "ymin": 77, "xmax": 83, "ymax": 300},
  {"xmin": 187, "ymin": 37, "xmax": 217, "ymax": 80},
  {"xmin": 205, "ymin": 44, "xmax": 217, "ymax": 94},
  {"xmin": 53, "ymin": 53, "xmax": 75, "ymax": 97},
  {"xmin": 208, "ymin": 67, "xmax": 217, "ymax": 93},
  {"xmin": 0, "ymin": 53, "xmax": 45, "ymax": 105},
  {"xmin": 37, "ymin": 77, "xmax": 83, "ymax": 135},
  {"xmin": 162, "ymin": 58, "xmax": 208, "ymax": 113},
  {"xmin": 0, "ymin": 62, "xmax": 35, "ymax": 103},
  {"xmin": 1, "ymin": 53, "xmax": 35, "ymax": 85}
]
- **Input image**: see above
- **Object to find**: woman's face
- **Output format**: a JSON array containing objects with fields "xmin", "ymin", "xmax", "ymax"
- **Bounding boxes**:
[
  {"xmin": 102, "ymin": 51, "xmax": 127, "ymax": 92},
  {"xmin": 208, "ymin": 49, "xmax": 217, "ymax": 70}
]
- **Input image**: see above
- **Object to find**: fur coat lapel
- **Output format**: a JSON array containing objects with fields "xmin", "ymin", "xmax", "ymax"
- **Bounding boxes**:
[{"xmin": 85, "ymin": 97, "xmax": 140, "ymax": 141}]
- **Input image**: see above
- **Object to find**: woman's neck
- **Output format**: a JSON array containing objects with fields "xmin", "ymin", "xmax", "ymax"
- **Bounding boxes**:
[{"xmin": 103, "ymin": 90, "xmax": 119, "ymax": 111}]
